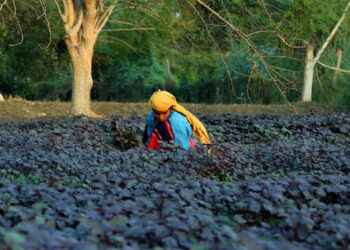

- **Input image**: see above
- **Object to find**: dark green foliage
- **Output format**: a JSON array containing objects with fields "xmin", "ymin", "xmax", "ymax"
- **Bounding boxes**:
[
  {"xmin": 1, "ymin": 0, "xmax": 350, "ymax": 110},
  {"xmin": 97, "ymin": 50, "xmax": 173, "ymax": 102},
  {"xmin": 0, "ymin": 113, "xmax": 350, "ymax": 249},
  {"xmin": 0, "ymin": 1, "xmax": 70, "ymax": 100}
]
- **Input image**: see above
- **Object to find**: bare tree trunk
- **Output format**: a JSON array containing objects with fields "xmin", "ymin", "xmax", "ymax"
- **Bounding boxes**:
[
  {"xmin": 0, "ymin": 93, "xmax": 4, "ymax": 102},
  {"xmin": 54, "ymin": 0, "xmax": 115, "ymax": 116},
  {"xmin": 166, "ymin": 58, "xmax": 171, "ymax": 76},
  {"xmin": 69, "ymin": 47, "xmax": 94, "ymax": 115},
  {"xmin": 332, "ymin": 48, "xmax": 342, "ymax": 86},
  {"xmin": 301, "ymin": 0, "xmax": 350, "ymax": 102},
  {"xmin": 302, "ymin": 44, "xmax": 315, "ymax": 102}
]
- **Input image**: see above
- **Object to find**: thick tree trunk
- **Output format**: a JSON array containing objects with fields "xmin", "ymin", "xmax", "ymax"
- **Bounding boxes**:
[
  {"xmin": 69, "ymin": 47, "xmax": 94, "ymax": 115},
  {"xmin": 54, "ymin": 0, "xmax": 115, "ymax": 117},
  {"xmin": 302, "ymin": 44, "xmax": 315, "ymax": 102}
]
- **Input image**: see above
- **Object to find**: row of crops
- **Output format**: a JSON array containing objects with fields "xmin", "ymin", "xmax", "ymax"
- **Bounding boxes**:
[{"xmin": 0, "ymin": 113, "xmax": 349, "ymax": 249}]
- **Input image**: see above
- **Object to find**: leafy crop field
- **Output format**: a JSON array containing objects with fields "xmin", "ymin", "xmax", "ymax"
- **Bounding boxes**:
[{"xmin": 0, "ymin": 113, "xmax": 349, "ymax": 249}]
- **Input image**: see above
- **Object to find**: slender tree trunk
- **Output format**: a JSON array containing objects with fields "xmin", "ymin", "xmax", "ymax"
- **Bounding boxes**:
[
  {"xmin": 300, "ymin": 1, "xmax": 350, "ymax": 102},
  {"xmin": 302, "ymin": 44, "xmax": 315, "ymax": 102},
  {"xmin": 0, "ymin": 93, "xmax": 4, "ymax": 102},
  {"xmin": 332, "ymin": 48, "xmax": 342, "ymax": 86},
  {"xmin": 166, "ymin": 58, "xmax": 171, "ymax": 76}
]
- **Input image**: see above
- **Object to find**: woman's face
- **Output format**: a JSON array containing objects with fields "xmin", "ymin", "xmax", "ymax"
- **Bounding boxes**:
[{"xmin": 153, "ymin": 109, "xmax": 171, "ymax": 122}]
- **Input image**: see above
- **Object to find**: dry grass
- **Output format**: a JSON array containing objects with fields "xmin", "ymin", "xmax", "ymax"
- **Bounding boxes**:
[
  {"xmin": 0, "ymin": 100, "xmax": 326, "ymax": 120},
  {"xmin": 92, "ymin": 101, "xmax": 326, "ymax": 117}
]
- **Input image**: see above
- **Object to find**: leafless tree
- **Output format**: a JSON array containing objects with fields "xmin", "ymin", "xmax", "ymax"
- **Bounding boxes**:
[{"xmin": 196, "ymin": 0, "xmax": 350, "ymax": 104}]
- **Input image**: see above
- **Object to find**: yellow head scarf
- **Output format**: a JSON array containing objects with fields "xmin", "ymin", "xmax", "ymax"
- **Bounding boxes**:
[{"xmin": 148, "ymin": 90, "xmax": 210, "ymax": 144}]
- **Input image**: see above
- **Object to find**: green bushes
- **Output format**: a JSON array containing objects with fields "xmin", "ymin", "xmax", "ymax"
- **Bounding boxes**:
[{"xmin": 1, "ymin": 0, "xmax": 350, "ymax": 112}]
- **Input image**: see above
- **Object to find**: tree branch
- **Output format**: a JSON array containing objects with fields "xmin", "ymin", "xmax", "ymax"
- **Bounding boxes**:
[
  {"xmin": 5, "ymin": 1, "xmax": 23, "ymax": 46},
  {"xmin": 53, "ymin": 0, "xmax": 67, "ymax": 23},
  {"xmin": 95, "ymin": 4, "xmax": 115, "ymax": 35},
  {"xmin": 8, "ymin": 15, "xmax": 23, "ymax": 46},
  {"xmin": 314, "ymin": 0, "xmax": 350, "ymax": 62},
  {"xmin": 102, "ymin": 27, "xmax": 155, "ymax": 32},
  {"xmin": 38, "ymin": 0, "xmax": 52, "ymax": 49},
  {"xmin": 0, "ymin": 0, "xmax": 8, "ymax": 11},
  {"xmin": 317, "ymin": 60, "xmax": 350, "ymax": 73},
  {"xmin": 188, "ymin": 0, "xmax": 237, "ymax": 97},
  {"xmin": 10, "ymin": 0, "xmax": 16, "ymax": 17},
  {"xmin": 195, "ymin": 0, "xmax": 295, "ymax": 112},
  {"xmin": 66, "ymin": 0, "xmax": 76, "ymax": 29},
  {"xmin": 98, "ymin": 0, "xmax": 104, "ymax": 13},
  {"xmin": 99, "ymin": 35, "xmax": 136, "ymax": 50},
  {"xmin": 71, "ymin": 6, "xmax": 83, "ymax": 36}
]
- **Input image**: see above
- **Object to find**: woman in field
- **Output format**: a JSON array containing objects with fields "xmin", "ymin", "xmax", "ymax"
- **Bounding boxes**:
[{"xmin": 142, "ymin": 90, "xmax": 210, "ymax": 150}]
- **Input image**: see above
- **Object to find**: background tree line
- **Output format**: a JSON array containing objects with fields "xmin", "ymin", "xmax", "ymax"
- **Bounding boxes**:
[{"xmin": 1, "ymin": 0, "xmax": 350, "ymax": 112}]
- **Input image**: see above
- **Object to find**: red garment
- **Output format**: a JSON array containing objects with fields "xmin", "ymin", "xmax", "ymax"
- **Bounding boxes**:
[
  {"xmin": 147, "ymin": 121, "xmax": 196, "ymax": 149},
  {"xmin": 189, "ymin": 138, "xmax": 196, "ymax": 149}
]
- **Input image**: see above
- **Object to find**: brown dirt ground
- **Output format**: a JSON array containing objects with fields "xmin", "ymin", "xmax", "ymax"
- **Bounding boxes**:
[{"xmin": 0, "ymin": 98, "xmax": 326, "ymax": 120}]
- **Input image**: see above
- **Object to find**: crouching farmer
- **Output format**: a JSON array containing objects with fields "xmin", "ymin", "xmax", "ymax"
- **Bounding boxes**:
[{"xmin": 142, "ymin": 90, "xmax": 210, "ymax": 150}]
